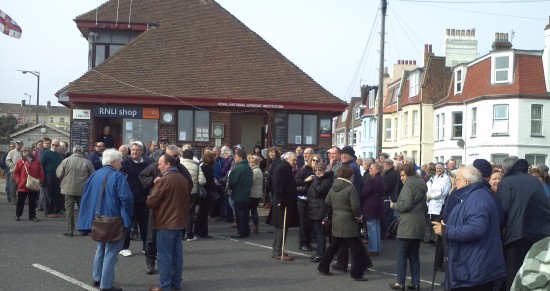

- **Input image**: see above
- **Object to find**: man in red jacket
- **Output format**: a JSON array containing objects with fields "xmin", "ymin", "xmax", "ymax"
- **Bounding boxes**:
[{"xmin": 146, "ymin": 154, "xmax": 190, "ymax": 291}]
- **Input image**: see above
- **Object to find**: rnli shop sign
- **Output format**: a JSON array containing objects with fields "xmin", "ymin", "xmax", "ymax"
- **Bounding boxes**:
[{"xmin": 93, "ymin": 106, "xmax": 159, "ymax": 119}]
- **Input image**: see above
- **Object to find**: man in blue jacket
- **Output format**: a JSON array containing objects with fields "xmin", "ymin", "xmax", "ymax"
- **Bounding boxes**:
[
  {"xmin": 433, "ymin": 165, "xmax": 505, "ymax": 290},
  {"xmin": 78, "ymin": 149, "xmax": 134, "ymax": 291}
]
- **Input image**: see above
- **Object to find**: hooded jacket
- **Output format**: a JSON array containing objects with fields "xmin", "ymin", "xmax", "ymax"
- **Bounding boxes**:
[
  {"xmin": 496, "ymin": 159, "xmax": 550, "ymax": 246},
  {"xmin": 395, "ymin": 174, "xmax": 427, "ymax": 240},
  {"xmin": 307, "ymin": 171, "xmax": 334, "ymax": 220},
  {"xmin": 325, "ymin": 178, "xmax": 361, "ymax": 238}
]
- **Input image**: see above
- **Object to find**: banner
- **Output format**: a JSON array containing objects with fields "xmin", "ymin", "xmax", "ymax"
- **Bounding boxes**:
[{"xmin": 0, "ymin": 9, "xmax": 22, "ymax": 39}]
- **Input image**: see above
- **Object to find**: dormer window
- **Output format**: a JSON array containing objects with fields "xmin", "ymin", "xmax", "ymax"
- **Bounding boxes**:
[
  {"xmin": 491, "ymin": 52, "xmax": 513, "ymax": 84},
  {"xmin": 355, "ymin": 108, "xmax": 361, "ymax": 120},
  {"xmin": 409, "ymin": 72, "xmax": 419, "ymax": 97},
  {"xmin": 368, "ymin": 90, "xmax": 375, "ymax": 109},
  {"xmin": 455, "ymin": 69, "xmax": 463, "ymax": 94}
]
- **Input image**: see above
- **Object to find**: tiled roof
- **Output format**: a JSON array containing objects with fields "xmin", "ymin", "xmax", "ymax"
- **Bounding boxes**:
[{"xmin": 69, "ymin": 0, "xmax": 345, "ymax": 108}]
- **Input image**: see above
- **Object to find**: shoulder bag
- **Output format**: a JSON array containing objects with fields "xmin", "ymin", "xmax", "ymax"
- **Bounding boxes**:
[
  {"xmin": 196, "ymin": 164, "xmax": 208, "ymax": 200},
  {"xmin": 23, "ymin": 161, "xmax": 41, "ymax": 191},
  {"xmin": 91, "ymin": 173, "xmax": 124, "ymax": 242}
]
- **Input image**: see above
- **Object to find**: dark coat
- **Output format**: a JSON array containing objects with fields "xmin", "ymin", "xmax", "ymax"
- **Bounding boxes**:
[
  {"xmin": 383, "ymin": 167, "xmax": 399, "ymax": 201},
  {"xmin": 201, "ymin": 163, "xmax": 216, "ymax": 194},
  {"xmin": 121, "ymin": 156, "xmax": 154, "ymax": 203},
  {"xmin": 228, "ymin": 159, "xmax": 253, "ymax": 203},
  {"xmin": 395, "ymin": 175, "xmax": 427, "ymax": 240},
  {"xmin": 496, "ymin": 159, "xmax": 550, "ymax": 246},
  {"xmin": 146, "ymin": 169, "xmax": 190, "ymax": 230},
  {"xmin": 306, "ymin": 171, "xmax": 334, "ymax": 220},
  {"xmin": 360, "ymin": 172, "xmax": 385, "ymax": 219},
  {"xmin": 295, "ymin": 165, "xmax": 314, "ymax": 196},
  {"xmin": 139, "ymin": 160, "xmax": 192, "ymax": 194},
  {"xmin": 265, "ymin": 157, "xmax": 281, "ymax": 195},
  {"xmin": 88, "ymin": 150, "xmax": 103, "ymax": 170},
  {"xmin": 325, "ymin": 178, "xmax": 361, "ymax": 238},
  {"xmin": 266, "ymin": 160, "xmax": 299, "ymax": 228}
]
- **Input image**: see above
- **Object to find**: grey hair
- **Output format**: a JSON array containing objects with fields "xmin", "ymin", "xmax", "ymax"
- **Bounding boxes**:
[
  {"xmin": 364, "ymin": 157, "xmax": 375, "ymax": 165},
  {"xmin": 282, "ymin": 152, "xmax": 296, "ymax": 160},
  {"xmin": 181, "ymin": 144, "xmax": 193, "ymax": 151},
  {"xmin": 130, "ymin": 141, "xmax": 144, "ymax": 150},
  {"xmin": 502, "ymin": 155, "xmax": 518, "ymax": 172},
  {"xmin": 404, "ymin": 156, "xmax": 415, "ymax": 164},
  {"xmin": 435, "ymin": 162, "xmax": 445, "ymax": 168},
  {"xmin": 461, "ymin": 165, "xmax": 482, "ymax": 183},
  {"xmin": 166, "ymin": 145, "xmax": 179, "ymax": 152},
  {"xmin": 224, "ymin": 148, "xmax": 233, "ymax": 156},
  {"xmin": 102, "ymin": 149, "xmax": 122, "ymax": 166},
  {"xmin": 72, "ymin": 145, "xmax": 83, "ymax": 153}
]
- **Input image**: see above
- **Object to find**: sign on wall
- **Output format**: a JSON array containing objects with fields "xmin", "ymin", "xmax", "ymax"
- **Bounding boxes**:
[
  {"xmin": 93, "ymin": 106, "xmax": 159, "ymax": 119},
  {"xmin": 73, "ymin": 109, "xmax": 91, "ymax": 120}
]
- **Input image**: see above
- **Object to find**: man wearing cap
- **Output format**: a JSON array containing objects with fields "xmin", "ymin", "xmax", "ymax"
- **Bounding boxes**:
[
  {"xmin": 378, "ymin": 153, "xmax": 389, "ymax": 163},
  {"xmin": 150, "ymin": 138, "xmax": 169, "ymax": 162},
  {"xmin": 5, "ymin": 141, "xmax": 23, "ymax": 204},
  {"xmin": 340, "ymin": 146, "xmax": 362, "ymax": 192}
]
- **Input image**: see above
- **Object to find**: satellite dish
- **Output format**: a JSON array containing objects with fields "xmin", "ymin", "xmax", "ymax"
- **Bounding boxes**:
[{"xmin": 457, "ymin": 139, "xmax": 465, "ymax": 148}]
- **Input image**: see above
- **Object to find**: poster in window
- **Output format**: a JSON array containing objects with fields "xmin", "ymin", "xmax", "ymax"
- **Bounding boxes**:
[
  {"xmin": 305, "ymin": 136, "xmax": 312, "ymax": 144},
  {"xmin": 295, "ymin": 136, "xmax": 302, "ymax": 144},
  {"xmin": 320, "ymin": 118, "xmax": 331, "ymax": 134},
  {"xmin": 195, "ymin": 128, "xmax": 209, "ymax": 141},
  {"xmin": 179, "ymin": 131, "xmax": 187, "ymax": 141},
  {"xmin": 126, "ymin": 121, "xmax": 133, "ymax": 131}
]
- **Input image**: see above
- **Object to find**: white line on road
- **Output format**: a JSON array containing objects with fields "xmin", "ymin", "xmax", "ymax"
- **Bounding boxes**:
[{"xmin": 32, "ymin": 263, "xmax": 97, "ymax": 290}]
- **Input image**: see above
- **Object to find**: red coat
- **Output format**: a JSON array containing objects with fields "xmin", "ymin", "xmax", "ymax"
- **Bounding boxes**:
[{"xmin": 13, "ymin": 158, "xmax": 44, "ymax": 192}]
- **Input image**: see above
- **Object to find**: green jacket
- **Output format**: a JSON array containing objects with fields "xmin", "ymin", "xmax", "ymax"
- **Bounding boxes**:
[
  {"xmin": 40, "ymin": 149, "xmax": 63, "ymax": 174},
  {"xmin": 395, "ymin": 174, "xmax": 427, "ymax": 240},
  {"xmin": 228, "ymin": 159, "xmax": 253, "ymax": 203},
  {"xmin": 325, "ymin": 178, "xmax": 361, "ymax": 238}
]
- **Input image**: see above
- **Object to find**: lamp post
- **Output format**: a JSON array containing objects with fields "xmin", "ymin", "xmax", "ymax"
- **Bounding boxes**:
[
  {"xmin": 18, "ymin": 70, "xmax": 40, "ymax": 124},
  {"xmin": 23, "ymin": 93, "xmax": 31, "ymax": 124}
]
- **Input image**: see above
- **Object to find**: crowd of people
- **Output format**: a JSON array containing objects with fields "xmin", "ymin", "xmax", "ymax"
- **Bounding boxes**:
[{"xmin": 3, "ymin": 135, "xmax": 550, "ymax": 291}]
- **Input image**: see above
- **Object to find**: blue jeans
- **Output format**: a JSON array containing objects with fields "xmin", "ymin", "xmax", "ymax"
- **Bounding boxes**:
[
  {"xmin": 366, "ymin": 218, "xmax": 381, "ymax": 253},
  {"xmin": 93, "ymin": 238, "xmax": 124, "ymax": 289},
  {"xmin": 396, "ymin": 238, "xmax": 421, "ymax": 285},
  {"xmin": 234, "ymin": 201, "xmax": 250, "ymax": 236},
  {"xmin": 157, "ymin": 229, "xmax": 183, "ymax": 290},
  {"xmin": 312, "ymin": 220, "xmax": 326, "ymax": 257},
  {"xmin": 4, "ymin": 171, "xmax": 10, "ymax": 199}
]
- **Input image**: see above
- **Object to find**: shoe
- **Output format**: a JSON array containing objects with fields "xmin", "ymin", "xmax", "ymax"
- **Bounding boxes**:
[
  {"xmin": 300, "ymin": 245, "xmax": 312, "ymax": 252},
  {"xmin": 274, "ymin": 255, "xmax": 294, "ymax": 261},
  {"xmin": 407, "ymin": 285, "xmax": 420, "ymax": 291},
  {"xmin": 15, "ymin": 216, "xmax": 20, "ymax": 221},
  {"xmin": 93, "ymin": 281, "xmax": 100, "ymax": 287},
  {"xmin": 230, "ymin": 234, "xmax": 247, "ymax": 238},
  {"xmin": 146, "ymin": 265, "xmax": 155, "ymax": 275},
  {"xmin": 149, "ymin": 287, "xmax": 163, "ymax": 291},
  {"xmin": 47, "ymin": 214, "xmax": 59, "ymax": 218},
  {"xmin": 318, "ymin": 271, "xmax": 333, "ymax": 276},
  {"xmin": 186, "ymin": 236, "xmax": 197, "ymax": 241},
  {"xmin": 363, "ymin": 239, "xmax": 369, "ymax": 244},
  {"xmin": 253, "ymin": 225, "xmax": 259, "ymax": 234},
  {"xmin": 29, "ymin": 217, "xmax": 40, "ymax": 222},
  {"xmin": 310, "ymin": 256, "xmax": 322, "ymax": 262},
  {"xmin": 100, "ymin": 287, "xmax": 122, "ymax": 291},
  {"xmin": 368, "ymin": 252, "xmax": 379, "ymax": 257},
  {"xmin": 306, "ymin": 244, "xmax": 317, "ymax": 250},
  {"xmin": 389, "ymin": 283, "xmax": 405, "ymax": 290},
  {"xmin": 332, "ymin": 264, "xmax": 348, "ymax": 272},
  {"xmin": 80, "ymin": 231, "xmax": 89, "ymax": 236},
  {"xmin": 119, "ymin": 249, "xmax": 133, "ymax": 257},
  {"xmin": 63, "ymin": 233, "xmax": 73, "ymax": 237},
  {"xmin": 230, "ymin": 223, "xmax": 237, "ymax": 228},
  {"xmin": 271, "ymin": 252, "xmax": 289, "ymax": 258},
  {"xmin": 198, "ymin": 235, "xmax": 213, "ymax": 238},
  {"xmin": 353, "ymin": 276, "xmax": 369, "ymax": 281}
]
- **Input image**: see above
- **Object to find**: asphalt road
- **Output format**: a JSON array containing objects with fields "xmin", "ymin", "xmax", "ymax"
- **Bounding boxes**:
[{"xmin": 0, "ymin": 177, "xmax": 445, "ymax": 291}]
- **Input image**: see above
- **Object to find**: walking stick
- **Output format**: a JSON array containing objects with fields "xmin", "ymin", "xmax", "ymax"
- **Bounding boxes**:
[{"xmin": 281, "ymin": 206, "xmax": 287, "ymax": 261}]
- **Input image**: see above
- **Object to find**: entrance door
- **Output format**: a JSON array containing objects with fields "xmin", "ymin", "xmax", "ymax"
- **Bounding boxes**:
[{"xmin": 231, "ymin": 114, "xmax": 265, "ymax": 151}]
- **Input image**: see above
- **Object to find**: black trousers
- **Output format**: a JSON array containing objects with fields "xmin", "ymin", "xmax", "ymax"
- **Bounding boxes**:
[
  {"xmin": 195, "ymin": 197, "xmax": 211, "ymax": 237},
  {"xmin": 145, "ymin": 209, "xmax": 157, "ymax": 266},
  {"xmin": 16, "ymin": 191, "xmax": 38, "ymax": 219},
  {"xmin": 318, "ymin": 236, "xmax": 366, "ymax": 279},
  {"xmin": 297, "ymin": 200, "xmax": 312, "ymax": 247},
  {"xmin": 43, "ymin": 173, "xmax": 61, "ymax": 215},
  {"xmin": 504, "ymin": 239, "xmax": 536, "ymax": 289},
  {"xmin": 122, "ymin": 202, "xmax": 149, "ymax": 250}
]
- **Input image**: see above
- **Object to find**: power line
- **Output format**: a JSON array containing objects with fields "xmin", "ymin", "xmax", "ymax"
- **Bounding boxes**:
[{"xmin": 397, "ymin": 0, "xmax": 550, "ymax": 3}]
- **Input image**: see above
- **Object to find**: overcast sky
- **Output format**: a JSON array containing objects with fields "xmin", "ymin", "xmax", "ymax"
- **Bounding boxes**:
[{"xmin": 1, "ymin": 0, "xmax": 548, "ymax": 108}]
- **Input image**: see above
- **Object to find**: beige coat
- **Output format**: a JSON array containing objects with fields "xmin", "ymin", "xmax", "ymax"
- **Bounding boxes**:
[{"xmin": 56, "ymin": 152, "xmax": 95, "ymax": 196}]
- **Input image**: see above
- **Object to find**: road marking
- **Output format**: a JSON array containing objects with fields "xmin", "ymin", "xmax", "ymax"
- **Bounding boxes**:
[
  {"xmin": 33, "ymin": 263, "xmax": 97, "ymax": 290},
  {"xmin": 212, "ymin": 234, "xmax": 441, "ymax": 287}
]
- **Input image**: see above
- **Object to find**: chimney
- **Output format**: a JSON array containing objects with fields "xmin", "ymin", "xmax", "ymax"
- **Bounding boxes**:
[
  {"xmin": 424, "ymin": 43, "xmax": 434, "ymax": 66},
  {"xmin": 384, "ymin": 67, "xmax": 390, "ymax": 78},
  {"xmin": 492, "ymin": 32, "xmax": 513, "ymax": 50},
  {"xmin": 543, "ymin": 16, "xmax": 550, "ymax": 92}
]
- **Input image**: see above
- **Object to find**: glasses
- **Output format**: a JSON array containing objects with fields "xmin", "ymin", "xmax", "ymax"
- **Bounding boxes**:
[
  {"xmin": 314, "ymin": 169, "xmax": 324, "ymax": 172},
  {"xmin": 52, "ymin": 144, "xmax": 60, "ymax": 147},
  {"xmin": 312, "ymin": 159, "xmax": 320, "ymax": 163}
]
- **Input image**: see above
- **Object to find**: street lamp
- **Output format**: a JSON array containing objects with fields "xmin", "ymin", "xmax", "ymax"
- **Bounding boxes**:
[{"xmin": 18, "ymin": 70, "xmax": 40, "ymax": 124}]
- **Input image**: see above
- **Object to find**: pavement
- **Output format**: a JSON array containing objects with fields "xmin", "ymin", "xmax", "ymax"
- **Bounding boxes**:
[{"xmin": 0, "ymin": 177, "xmax": 446, "ymax": 291}]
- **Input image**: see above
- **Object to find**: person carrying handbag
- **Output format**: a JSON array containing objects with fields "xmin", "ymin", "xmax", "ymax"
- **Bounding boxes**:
[{"xmin": 13, "ymin": 145, "xmax": 44, "ymax": 222}]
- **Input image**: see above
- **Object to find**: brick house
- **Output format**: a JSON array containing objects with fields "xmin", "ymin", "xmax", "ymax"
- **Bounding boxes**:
[{"xmin": 56, "ymin": 0, "xmax": 346, "ymax": 154}]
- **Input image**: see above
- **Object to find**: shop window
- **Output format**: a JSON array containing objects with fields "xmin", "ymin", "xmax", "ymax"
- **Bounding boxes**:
[
  {"xmin": 177, "ymin": 110, "xmax": 210, "ymax": 142},
  {"xmin": 123, "ymin": 119, "xmax": 158, "ymax": 146},
  {"xmin": 288, "ymin": 114, "xmax": 317, "ymax": 145}
]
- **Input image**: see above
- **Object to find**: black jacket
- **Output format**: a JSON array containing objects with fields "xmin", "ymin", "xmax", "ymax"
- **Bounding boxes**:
[
  {"xmin": 295, "ymin": 165, "xmax": 314, "ymax": 195},
  {"xmin": 121, "ymin": 156, "xmax": 154, "ymax": 203},
  {"xmin": 383, "ymin": 167, "xmax": 399, "ymax": 202},
  {"xmin": 307, "ymin": 171, "xmax": 334, "ymax": 220},
  {"xmin": 139, "ymin": 159, "xmax": 192, "ymax": 194},
  {"xmin": 496, "ymin": 159, "xmax": 550, "ymax": 245},
  {"xmin": 266, "ymin": 160, "xmax": 299, "ymax": 228}
]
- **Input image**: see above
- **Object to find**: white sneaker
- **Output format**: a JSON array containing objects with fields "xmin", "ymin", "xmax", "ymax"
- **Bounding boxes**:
[
  {"xmin": 186, "ymin": 236, "xmax": 197, "ymax": 242},
  {"xmin": 119, "ymin": 249, "xmax": 133, "ymax": 257}
]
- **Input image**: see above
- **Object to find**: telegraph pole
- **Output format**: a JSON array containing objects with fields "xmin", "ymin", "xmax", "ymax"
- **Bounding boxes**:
[{"xmin": 376, "ymin": 0, "xmax": 387, "ymax": 156}]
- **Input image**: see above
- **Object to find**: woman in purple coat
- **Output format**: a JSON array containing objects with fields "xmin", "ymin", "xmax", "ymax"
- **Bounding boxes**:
[{"xmin": 360, "ymin": 162, "xmax": 385, "ymax": 255}]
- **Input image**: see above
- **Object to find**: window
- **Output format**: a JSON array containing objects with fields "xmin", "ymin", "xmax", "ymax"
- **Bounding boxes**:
[
  {"xmin": 337, "ymin": 133, "xmax": 345, "ymax": 145},
  {"xmin": 525, "ymin": 154, "xmax": 546, "ymax": 166},
  {"xmin": 531, "ymin": 104, "xmax": 543, "ymax": 136},
  {"xmin": 60, "ymin": 117, "xmax": 65, "ymax": 123},
  {"xmin": 385, "ymin": 119, "xmax": 391, "ymax": 140},
  {"xmin": 493, "ymin": 104, "xmax": 509, "ymax": 135},
  {"xmin": 349, "ymin": 129, "xmax": 354, "ymax": 145},
  {"xmin": 455, "ymin": 69, "xmax": 463, "ymax": 93},
  {"xmin": 491, "ymin": 154, "xmax": 508, "ymax": 166},
  {"xmin": 90, "ymin": 30, "xmax": 139, "ymax": 68},
  {"xmin": 355, "ymin": 108, "xmax": 361, "ymax": 120},
  {"xmin": 412, "ymin": 151, "xmax": 418, "ymax": 163},
  {"xmin": 471, "ymin": 107, "xmax": 477, "ymax": 137},
  {"xmin": 436, "ymin": 113, "xmax": 445, "ymax": 141},
  {"xmin": 402, "ymin": 112, "xmax": 409, "ymax": 138},
  {"xmin": 409, "ymin": 72, "xmax": 419, "ymax": 97},
  {"xmin": 394, "ymin": 118, "xmax": 398, "ymax": 141},
  {"xmin": 123, "ymin": 119, "xmax": 158, "ymax": 146},
  {"xmin": 288, "ymin": 114, "xmax": 317, "ymax": 144},
  {"xmin": 342, "ymin": 110, "xmax": 348, "ymax": 122},
  {"xmin": 452, "ymin": 112, "xmax": 463, "ymax": 138},
  {"xmin": 368, "ymin": 90, "xmax": 375, "ymax": 109},
  {"xmin": 49, "ymin": 117, "xmax": 54, "ymax": 123},
  {"xmin": 451, "ymin": 156, "xmax": 463, "ymax": 167},
  {"xmin": 492, "ymin": 54, "xmax": 512, "ymax": 83},
  {"xmin": 436, "ymin": 115, "xmax": 440, "ymax": 140},
  {"xmin": 177, "ymin": 110, "xmax": 210, "ymax": 142},
  {"xmin": 369, "ymin": 119, "xmax": 375, "ymax": 140},
  {"xmin": 412, "ymin": 110, "xmax": 419, "ymax": 136},
  {"xmin": 356, "ymin": 130, "xmax": 361, "ymax": 144}
]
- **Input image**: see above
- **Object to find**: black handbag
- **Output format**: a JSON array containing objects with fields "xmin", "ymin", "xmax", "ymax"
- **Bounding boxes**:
[
  {"xmin": 322, "ymin": 208, "xmax": 332, "ymax": 237},
  {"xmin": 91, "ymin": 173, "xmax": 124, "ymax": 242},
  {"xmin": 386, "ymin": 218, "xmax": 400, "ymax": 239},
  {"xmin": 197, "ymin": 185, "xmax": 208, "ymax": 200}
]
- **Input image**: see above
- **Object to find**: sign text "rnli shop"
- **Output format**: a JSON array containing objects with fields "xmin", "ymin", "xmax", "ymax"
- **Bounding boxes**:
[{"xmin": 93, "ymin": 106, "xmax": 159, "ymax": 119}]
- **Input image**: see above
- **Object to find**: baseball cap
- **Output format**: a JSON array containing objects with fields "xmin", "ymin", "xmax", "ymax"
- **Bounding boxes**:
[{"xmin": 234, "ymin": 144, "xmax": 245, "ymax": 151}]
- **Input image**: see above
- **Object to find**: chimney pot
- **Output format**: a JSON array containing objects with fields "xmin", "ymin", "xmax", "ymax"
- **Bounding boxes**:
[
  {"xmin": 429, "ymin": 44, "xmax": 432, "ymax": 52},
  {"xmin": 446, "ymin": 28, "xmax": 450, "ymax": 36},
  {"xmin": 413, "ymin": 60, "xmax": 417, "ymax": 65},
  {"xmin": 495, "ymin": 32, "xmax": 499, "ymax": 41},
  {"xmin": 425, "ymin": 44, "xmax": 429, "ymax": 52}
]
